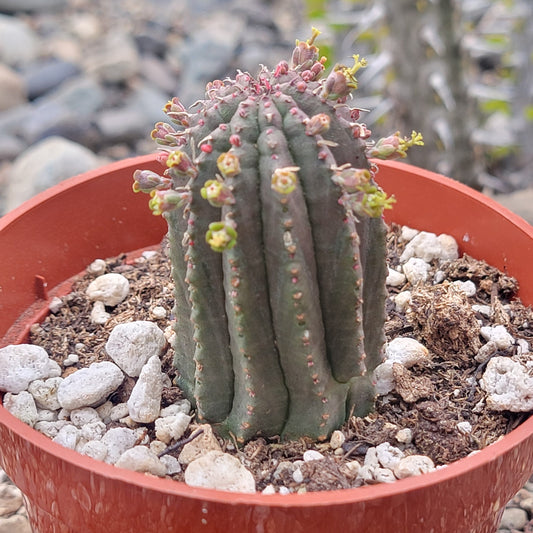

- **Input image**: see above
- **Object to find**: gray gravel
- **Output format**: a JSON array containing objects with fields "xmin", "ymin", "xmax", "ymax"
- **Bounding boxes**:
[{"xmin": 1, "ymin": 0, "xmax": 533, "ymax": 530}]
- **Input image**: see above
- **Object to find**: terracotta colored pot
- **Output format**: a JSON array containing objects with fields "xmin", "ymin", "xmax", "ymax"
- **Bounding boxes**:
[{"xmin": 1, "ymin": 156, "xmax": 532, "ymax": 533}]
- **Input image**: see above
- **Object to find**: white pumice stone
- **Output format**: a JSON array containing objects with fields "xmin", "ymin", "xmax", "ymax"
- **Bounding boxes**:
[
  {"xmin": 36, "ymin": 408, "xmax": 58, "ymax": 422},
  {"xmin": 394, "ymin": 455, "xmax": 435, "ymax": 479},
  {"xmin": 375, "ymin": 442, "xmax": 405, "ymax": 470},
  {"xmin": 386, "ymin": 267, "xmax": 406, "ymax": 287},
  {"xmin": 142, "ymin": 250, "xmax": 158, "ymax": 260},
  {"xmin": 101, "ymin": 427, "xmax": 138, "ymax": 464},
  {"xmin": 160, "ymin": 399, "xmax": 192, "ymax": 417},
  {"xmin": 400, "ymin": 226, "xmax": 419, "ymax": 242},
  {"xmin": 80, "ymin": 440, "xmax": 108, "ymax": 461},
  {"xmin": 0, "ymin": 344, "xmax": 61, "ymax": 393},
  {"xmin": 395, "ymin": 428, "xmax": 413, "ymax": 444},
  {"xmin": 457, "ymin": 421, "xmax": 472, "ymax": 434},
  {"xmin": 95, "ymin": 401, "xmax": 113, "ymax": 423},
  {"xmin": 151, "ymin": 306, "xmax": 167, "ymax": 319},
  {"xmin": 57, "ymin": 361, "xmax": 124, "ymax": 410},
  {"xmin": 480, "ymin": 357, "xmax": 533, "ymax": 411},
  {"xmin": 80, "ymin": 421, "xmax": 107, "ymax": 441},
  {"xmin": 160, "ymin": 454, "xmax": 182, "ymax": 475},
  {"xmin": 63, "ymin": 353, "xmax": 79, "ymax": 366},
  {"xmin": 109, "ymin": 402, "xmax": 129, "ymax": 421},
  {"xmin": 402, "ymin": 257, "xmax": 430, "ymax": 285},
  {"xmin": 27, "ymin": 377, "xmax": 63, "ymax": 410},
  {"xmin": 400, "ymin": 231, "xmax": 442, "ymax": 263},
  {"xmin": 48, "ymin": 296, "xmax": 63, "ymax": 313},
  {"xmin": 452, "ymin": 280, "xmax": 477, "ymax": 297},
  {"xmin": 90, "ymin": 301, "xmax": 110, "ymax": 325},
  {"xmin": 329, "ymin": 430, "xmax": 345, "ymax": 450},
  {"xmin": 69, "ymin": 407, "xmax": 101, "ymax": 427},
  {"xmin": 292, "ymin": 468, "xmax": 304, "ymax": 484},
  {"xmin": 433, "ymin": 270, "xmax": 446, "ymax": 284},
  {"xmin": 373, "ymin": 361, "xmax": 395, "ymax": 396},
  {"xmin": 34, "ymin": 420, "xmax": 69, "ymax": 438},
  {"xmin": 3, "ymin": 391, "xmax": 39, "ymax": 427},
  {"xmin": 52, "ymin": 424, "xmax": 80, "ymax": 450},
  {"xmin": 150, "ymin": 440, "xmax": 167, "ymax": 456},
  {"xmin": 106, "ymin": 321, "xmax": 167, "ymax": 377},
  {"xmin": 262, "ymin": 484, "xmax": 276, "ymax": 495},
  {"xmin": 480, "ymin": 325, "xmax": 514, "ymax": 350},
  {"xmin": 394, "ymin": 290, "xmax": 412, "ymax": 313},
  {"xmin": 437, "ymin": 233, "xmax": 459, "ymax": 261},
  {"xmin": 357, "ymin": 464, "xmax": 378, "ymax": 482},
  {"xmin": 115, "ymin": 446, "xmax": 167, "ymax": 476},
  {"xmin": 303, "ymin": 450, "xmax": 324, "ymax": 462},
  {"xmin": 375, "ymin": 468, "xmax": 397, "ymax": 483},
  {"xmin": 86, "ymin": 272, "xmax": 129, "ymax": 306},
  {"xmin": 178, "ymin": 424, "xmax": 223, "ymax": 465},
  {"xmin": 517, "ymin": 339, "xmax": 529, "ymax": 355},
  {"xmin": 184, "ymin": 451, "xmax": 256, "ymax": 493},
  {"xmin": 127, "ymin": 355, "xmax": 163, "ymax": 423},
  {"xmin": 86, "ymin": 258, "xmax": 107, "ymax": 276},
  {"xmin": 385, "ymin": 337, "xmax": 429, "ymax": 367},
  {"xmin": 154, "ymin": 413, "xmax": 191, "ymax": 444},
  {"xmin": 339, "ymin": 461, "xmax": 361, "ymax": 478},
  {"xmin": 472, "ymin": 304, "xmax": 493, "ymax": 318},
  {"xmin": 363, "ymin": 447, "xmax": 379, "ymax": 466}
]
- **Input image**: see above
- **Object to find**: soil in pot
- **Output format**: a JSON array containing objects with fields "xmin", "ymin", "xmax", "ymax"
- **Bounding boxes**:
[{"xmin": 13, "ymin": 222, "xmax": 533, "ymax": 493}]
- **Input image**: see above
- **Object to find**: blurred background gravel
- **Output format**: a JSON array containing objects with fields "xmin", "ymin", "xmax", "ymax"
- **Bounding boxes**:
[{"xmin": 0, "ymin": 1, "xmax": 532, "ymax": 531}]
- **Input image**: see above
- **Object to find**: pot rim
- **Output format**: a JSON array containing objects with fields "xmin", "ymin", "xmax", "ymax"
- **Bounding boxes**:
[{"xmin": 1, "ymin": 156, "xmax": 532, "ymax": 508}]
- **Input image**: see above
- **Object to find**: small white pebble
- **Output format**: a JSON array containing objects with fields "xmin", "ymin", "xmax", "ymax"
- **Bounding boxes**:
[
  {"xmin": 375, "ymin": 468, "xmax": 396, "ymax": 483},
  {"xmin": 87, "ymin": 259, "xmax": 107, "ymax": 276},
  {"xmin": 142, "ymin": 250, "xmax": 158, "ymax": 260},
  {"xmin": 53, "ymin": 424, "xmax": 80, "ymax": 450},
  {"xmin": 81, "ymin": 440, "xmax": 108, "ymax": 461},
  {"xmin": 452, "ymin": 280, "xmax": 476, "ymax": 297},
  {"xmin": 385, "ymin": 337, "xmax": 429, "ymax": 367},
  {"xmin": 292, "ymin": 468, "xmax": 304, "ymax": 484},
  {"xmin": 433, "ymin": 270, "xmax": 446, "ymax": 284},
  {"xmin": 160, "ymin": 454, "xmax": 181, "ymax": 475},
  {"xmin": 150, "ymin": 440, "xmax": 167, "ymax": 456},
  {"xmin": 395, "ymin": 428, "xmax": 413, "ymax": 444},
  {"xmin": 394, "ymin": 291, "xmax": 412, "ymax": 313},
  {"xmin": 394, "ymin": 455, "xmax": 435, "ymax": 479},
  {"xmin": 517, "ymin": 339, "xmax": 529, "ymax": 355},
  {"xmin": 402, "ymin": 257, "xmax": 430, "ymax": 285},
  {"xmin": 400, "ymin": 226, "xmax": 419, "ymax": 242},
  {"xmin": 472, "ymin": 304, "xmax": 493, "ymax": 318},
  {"xmin": 49, "ymin": 296, "xmax": 63, "ymax": 313},
  {"xmin": 375, "ymin": 442, "xmax": 404, "ymax": 470},
  {"xmin": 480, "ymin": 325, "xmax": 514, "ymax": 350},
  {"xmin": 151, "ymin": 306, "xmax": 167, "ymax": 319},
  {"xmin": 109, "ymin": 403, "xmax": 129, "ymax": 422},
  {"xmin": 86, "ymin": 273, "xmax": 129, "ymax": 307},
  {"xmin": 329, "ymin": 430, "xmax": 345, "ymax": 450},
  {"xmin": 303, "ymin": 450, "xmax": 324, "ymax": 462},
  {"xmin": 279, "ymin": 486, "xmax": 291, "ymax": 495},
  {"xmin": 262, "ymin": 484, "xmax": 276, "ymax": 495},
  {"xmin": 63, "ymin": 353, "xmax": 79, "ymax": 367},
  {"xmin": 386, "ymin": 268, "xmax": 406, "ymax": 287},
  {"xmin": 457, "ymin": 421, "xmax": 472, "ymax": 434}
]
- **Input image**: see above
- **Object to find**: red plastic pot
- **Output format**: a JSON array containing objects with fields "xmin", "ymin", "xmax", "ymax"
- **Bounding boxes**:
[{"xmin": 1, "ymin": 156, "xmax": 532, "ymax": 533}]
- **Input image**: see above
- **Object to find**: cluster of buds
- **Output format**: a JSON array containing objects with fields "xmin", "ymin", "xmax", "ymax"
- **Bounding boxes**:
[
  {"xmin": 332, "ymin": 166, "xmax": 396, "ymax": 218},
  {"xmin": 370, "ymin": 130, "xmax": 425, "ymax": 160}
]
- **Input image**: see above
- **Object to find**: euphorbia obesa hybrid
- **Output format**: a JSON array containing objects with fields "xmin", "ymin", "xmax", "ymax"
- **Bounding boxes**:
[{"xmin": 134, "ymin": 29, "xmax": 423, "ymax": 443}]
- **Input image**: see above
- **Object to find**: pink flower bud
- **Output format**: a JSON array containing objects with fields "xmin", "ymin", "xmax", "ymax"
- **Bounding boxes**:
[
  {"xmin": 305, "ymin": 113, "xmax": 331, "ymax": 136},
  {"xmin": 132, "ymin": 169, "xmax": 171, "ymax": 193}
]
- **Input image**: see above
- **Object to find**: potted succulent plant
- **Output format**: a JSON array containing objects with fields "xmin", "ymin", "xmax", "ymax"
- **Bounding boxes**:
[{"xmin": 1, "ymin": 29, "xmax": 533, "ymax": 533}]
